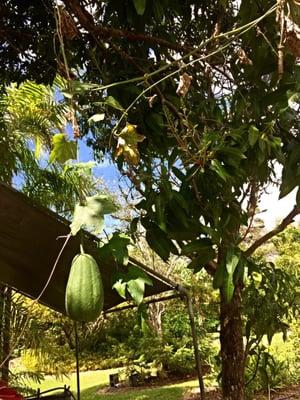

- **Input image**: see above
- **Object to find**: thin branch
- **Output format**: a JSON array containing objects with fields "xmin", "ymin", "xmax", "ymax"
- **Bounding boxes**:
[
  {"xmin": 244, "ymin": 206, "xmax": 300, "ymax": 256},
  {"xmin": 62, "ymin": 0, "xmax": 192, "ymax": 53}
]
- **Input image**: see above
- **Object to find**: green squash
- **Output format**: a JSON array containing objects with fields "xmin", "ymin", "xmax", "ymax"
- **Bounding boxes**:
[{"xmin": 65, "ymin": 252, "xmax": 104, "ymax": 322}]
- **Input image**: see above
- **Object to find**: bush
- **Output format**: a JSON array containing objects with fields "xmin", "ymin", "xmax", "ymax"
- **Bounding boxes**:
[{"xmin": 245, "ymin": 323, "xmax": 300, "ymax": 396}]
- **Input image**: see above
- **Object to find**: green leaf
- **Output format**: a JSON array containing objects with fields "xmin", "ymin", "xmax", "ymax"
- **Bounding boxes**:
[
  {"xmin": 187, "ymin": 246, "xmax": 215, "ymax": 270},
  {"xmin": 127, "ymin": 265, "xmax": 153, "ymax": 287},
  {"xmin": 88, "ymin": 113, "xmax": 105, "ymax": 124},
  {"xmin": 223, "ymin": 271, "xmax": 235, "ymax": 303},
  {"xmin": 138, "ymin": 304, "xmax": 150, "ymax": 334},
  {"xmin": 68, "ymin": 80, "xmax": 99, "ymax": 94},
  {"xmin": 296, "ymin": 187, "xmax": 300, "ymax": 207},
  {"xmin": 187, "ymin": 257, "xmax": 205, "ymax": 273},
  {"xmin": 280, "ymin": 143, "xmax": 300, "ymax": 198},
  {"xmin": 127, "ymin": 279, "xmax": 145, "ymax": 305},
  {"xmin": 210, "ymin": 159, "xmax": 230, "ymax": 181},
  {"xmin": 105, "ymin": 96, "xmax": 124, "ymax": 111},
  {"xmin": 181, "ymin": 238, "xmax": 214, "ymax": 255},
  {"xmin": 226, "ymin": 247, "xmax": 240, "ymax": 275},
  {"xmin": 248, "ymin": 125, "xmax": 259, "ymax": 147},
  {"xmin": 49, "ymin": 133, "xmax": 77, "ymax": 164},
  {"xmin": 144, "ymin": 221, "xmax": 178, "ymax": 261},
  {"xmin": 133, "ymin": 0, "xmax": 146, "ymax": 15},
  {"xmin": 34, "ymin": 136, "xmax": 42, "ymax": 159},
  {"xmin": 288, "ymin": 92, "xmax": 300, "ymax": 109},
  {"xmin": 98, "ymin": 233, "xmax": 131, "ymax": 265},
  {"xmin": 70, "ymin": 194, "xmax": 119, "ymax": 235},
  {"xmin": 112, "ymin": 279, "xmax": 127, "ymax": 299},
  {"xmin": 213, "ymin": 262, "xmax": 225, "ymax": 289},
  {"xmin": 112, "ymin": 266, "xmax": 152, "ymax": 305},
  {"xmin": 233, "ymin": 257, "xmax": 247, "ymax": 284}
]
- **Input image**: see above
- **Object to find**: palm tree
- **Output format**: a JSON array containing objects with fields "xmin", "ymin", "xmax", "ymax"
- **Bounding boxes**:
[
  {"xmin": 0, "ymin": 78, "xmax": 96, "ymax": 385},
  {"xmin": 0, "ymin": 78, "xmax": 95, "ymax": 213}
]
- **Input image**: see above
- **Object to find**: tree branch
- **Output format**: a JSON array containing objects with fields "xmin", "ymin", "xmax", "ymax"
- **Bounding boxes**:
[
  {"xmin": 62, "ymin": 0, "xmax": 192, "ymax": 53},
  {"xmin": 244, "ymin": 206, "xmax": 300, "ymax": 257}
]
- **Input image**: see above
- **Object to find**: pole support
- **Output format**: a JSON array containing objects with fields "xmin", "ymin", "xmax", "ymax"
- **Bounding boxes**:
[
  {"xmin": 182, "ymin": 289, "xmax": 205, "ymax": 400},
  {"xmin": 74, "ymin": 322, "xmax": 80, "ymax": 400}
]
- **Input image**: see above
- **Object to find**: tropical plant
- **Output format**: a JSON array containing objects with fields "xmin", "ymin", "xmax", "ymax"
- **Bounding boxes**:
[{"xmin": 0, "ymin": 79, "xmax": 97, "ymax": 212}]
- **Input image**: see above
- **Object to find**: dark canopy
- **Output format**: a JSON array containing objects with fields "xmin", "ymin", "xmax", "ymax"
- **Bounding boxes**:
[{"xmin": 0, "ymin": 182, "xmax": 173, "ymax": 314}]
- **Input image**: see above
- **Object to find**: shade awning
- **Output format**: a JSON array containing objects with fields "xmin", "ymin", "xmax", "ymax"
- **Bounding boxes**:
[{"xmin": 0, "ymin": 182, "xmax": 173, "ymax": 314}]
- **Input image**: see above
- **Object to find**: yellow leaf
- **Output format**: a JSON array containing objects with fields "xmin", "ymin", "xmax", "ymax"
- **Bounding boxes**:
[{"xmin": 115, "ymin": 123, "xmax": 145, "ymax": 165}]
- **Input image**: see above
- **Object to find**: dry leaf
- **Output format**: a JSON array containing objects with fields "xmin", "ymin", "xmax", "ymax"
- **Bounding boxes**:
[
  {"xmin": 285, "ymin": 17, "xmax": 300, "ymax": 57},
  {"xmin": 236, "ymin": 48, "xmax": 253, "ymax": 65},
  {"xmin": 176, "ymin": 73, "xmax": 193, "ymax": 97},
  {"xmin": 147, "ymin": 94, "xmax": 158, "ymax": 108},
  {"xmin": 58, "ymin": 6, "xmax": 78, "ymax": 40}
]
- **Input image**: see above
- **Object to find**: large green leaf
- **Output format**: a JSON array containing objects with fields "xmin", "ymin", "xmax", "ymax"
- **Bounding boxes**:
[
  {"xmin": 145, "ymin": 222, "xmax": 178, "ymax": 261},
  {"xmin": 226, "ymin": 247, "xmax": 240, "ymax": 275},
  {"xmin": 70, "ymin": 194, "xmax": 118, "ymax": 235},
  {"xmin": 248, "ymin": 125, "xmax": 260, "ymax": 147},
  {"xmin": 105, "ymin": 96, "xmax": 124, "ymax": 111},
  {"xmin": 223, "ymin": 271, "xmax": 235, "ymax": 303},
  {"xmin": 280, "ymin": 143, "xmax": 300, "ymax": 198},
  {"xmin": 181, "ymin": 238, "xmax": 214, "ymax": 255},
  {"xmin": 112, "ymin": 265, "xmax": 152, "ymax": 305},
  {"xmin": 213, "ymin": 262, "xmax": 225, "ymax": 289},
  {"xmin": 233, "ymin": 255, "xmax": 249, "ymax": 284},
  {"xmin": 210, "ymin": 159, "xmax": 231, "ymax": 182},
  {"xmin": 112, "ymin": 279, "xmax": 127, "ymax": 299},
  {"xmin": 127, "ymin": 279, "xmax": 145, "ymax": 305},
  {"xmin": 98, "ymin": 233, "xmax": 131, "ymax": 265},
  {"xmin": 49, "ymin": 133, "xmax": 77, "ymax": 164}
]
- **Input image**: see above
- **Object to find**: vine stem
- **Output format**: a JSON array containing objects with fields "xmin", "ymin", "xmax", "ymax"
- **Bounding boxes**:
[
  {"xmin": 67, "ymin": 2, "xmax": 277, "ymax": 100},
  {"xmin": 110, "ymin": 3, "xmax": 277, "ymax": 139},
  {"xmin": 0, "ymin": 233, "xmax": 72, "ymax": 369},
  {"xmin": 69, "ymin": 3, "xmax": 277, "ymax": 95}
]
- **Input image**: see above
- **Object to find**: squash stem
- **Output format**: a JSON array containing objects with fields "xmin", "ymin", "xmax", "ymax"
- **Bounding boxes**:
[
  {"xmin": 80, "ymin": 231, "xmax": 85, "ymax": 254},
  {"xmin": 80, "ymin": 243, "xmax": 85, "ymax": 254}
]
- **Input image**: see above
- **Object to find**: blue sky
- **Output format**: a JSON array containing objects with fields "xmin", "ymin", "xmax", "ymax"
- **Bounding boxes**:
[{"xmin": 78, "ymin": 138, "xmax": 120, "ymax": 187}]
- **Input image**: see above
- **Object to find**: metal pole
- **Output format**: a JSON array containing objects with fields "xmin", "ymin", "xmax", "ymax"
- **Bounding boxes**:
[
  {"xmin": 186, "ymin": 294, "xmax": 205, "ymax": 400},
  {"xmin": 74, "ymin": 322, "xmax": 80, "ymax": 400},
  {"xmin": 104, "ymin": 292, "xmax": 180, "ymax": 315}
]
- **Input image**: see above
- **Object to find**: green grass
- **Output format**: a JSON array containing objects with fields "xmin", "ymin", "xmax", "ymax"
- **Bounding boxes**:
[
  {"xmin": 29, "ymin": 369, "xmax": 121, "ymax": 392},
  {"xmin": 82, "ymin": 385, "xmax": 185, "ymax": 400},
  {"xmin": 29, "ymin": 370, "xmax": 200, "ymax": 400}
]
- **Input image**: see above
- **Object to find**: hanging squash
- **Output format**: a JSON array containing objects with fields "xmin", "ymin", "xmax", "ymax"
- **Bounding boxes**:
[{"xmin": 65, "ymin": 249, "xmax": 104, "ymax": 322}]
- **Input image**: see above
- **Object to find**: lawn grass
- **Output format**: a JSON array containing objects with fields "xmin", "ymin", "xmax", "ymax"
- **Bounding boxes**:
[
  {"xmin": 29, "ymin": 370, "xmax": 200, "ymax": 400},
  {"xmin": 82, "ymin": 385, "xmax": 185, "ymax": 400},
  {"xmin": 29, "ymin": 369, "xmax": 121, "ymax": 392}
]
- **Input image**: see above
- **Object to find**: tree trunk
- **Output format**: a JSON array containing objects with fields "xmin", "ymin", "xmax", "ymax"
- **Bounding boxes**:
[
  {"xmin": 220, "ymin": 285, "xmax": 245, "ymax": 400},
  {"xmin": 148, "ymin": 302, "xmax": 164, "ymax": 336}
]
